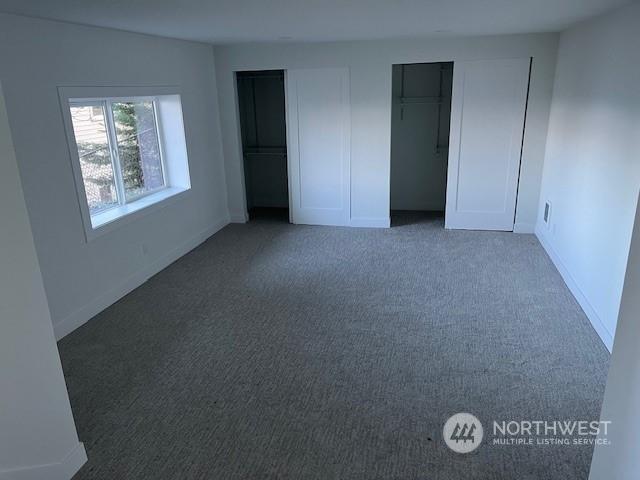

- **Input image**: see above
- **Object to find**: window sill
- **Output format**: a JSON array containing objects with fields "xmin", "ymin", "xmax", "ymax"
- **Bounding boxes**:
[{"xmin": 86, "ymin": 186, "xmax": 189, "ymax": 241}]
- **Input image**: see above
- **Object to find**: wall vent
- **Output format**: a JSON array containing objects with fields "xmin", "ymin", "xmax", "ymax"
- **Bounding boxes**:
[{"xmin": 543, "ymin": 201, "xmax": 552, "ymax": 226}]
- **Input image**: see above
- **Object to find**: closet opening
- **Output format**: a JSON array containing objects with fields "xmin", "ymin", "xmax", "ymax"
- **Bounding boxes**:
[
  {"xmin": 390, "ymin": 62, "xmax": 453, "ymax": 227},
  {"xmin": 236, "ymin": 70, "xmax": 289, "ymax": 222}
]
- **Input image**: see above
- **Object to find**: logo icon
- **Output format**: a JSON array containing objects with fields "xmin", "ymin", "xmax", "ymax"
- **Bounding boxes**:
[{"xmin": 443, "ymin": 413, "xmax": 483, "ymax": 453}]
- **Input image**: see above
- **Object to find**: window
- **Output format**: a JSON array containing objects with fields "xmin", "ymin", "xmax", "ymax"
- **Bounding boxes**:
[
  {"xmin": 69, "ymin": 102, "xmax": 119, "ymax": 213},
  {"xmin": 69, "ymin": 98, "xmax": 166, "ymax": 214},
  {"xmin": 60, "ymin": 87, "xmax": 191, "ymax": 240}
]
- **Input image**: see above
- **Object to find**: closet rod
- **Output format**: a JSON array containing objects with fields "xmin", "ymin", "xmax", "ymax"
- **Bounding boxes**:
[
  {"xmin": 244, "ymin": 152, "xmax": 287, "ymax": 156},
  {"xmin": 399, "ymin": 101, "xmax": 444, "ymax": 106},
  {"xmin": 238, "ymin": 74, "xmax": 283, "ymax": 80}
]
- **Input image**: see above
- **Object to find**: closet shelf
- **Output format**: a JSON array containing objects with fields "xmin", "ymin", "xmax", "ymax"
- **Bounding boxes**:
[
  {"xmin": 244, "ymin": 146, "xmax": 287, "ymax": 156},
  {"xmin": 399, "ymin": 96, "xmax": 449, "ymax": 106}
]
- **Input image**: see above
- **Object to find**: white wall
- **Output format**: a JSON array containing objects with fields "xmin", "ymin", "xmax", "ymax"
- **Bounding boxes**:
[
  {"xmin": 0, "ymin": 14, "xmax": 229, "ymax": 338},
  {"xmin": 535, "ymin": 2, "xmax": 640, "ymax": 349},
  {"xmin": 214, "ymin": 33, "xmax": 558, "ymax": 229},
  {"xmin": 0, "ymin": 82, "xmax": 86, "ymax": 479},
  {"xmin": 390, "ymin": 63, "xmax": 452, "ymax": 211},
  {"xmin": 589, "ymin": 193, "xmax": 640, "ymax": 479}
]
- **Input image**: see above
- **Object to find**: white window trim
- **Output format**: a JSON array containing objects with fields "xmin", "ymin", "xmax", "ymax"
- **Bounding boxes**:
[{"xmin": 58, "ymin": 86, "xmax": 191, "ymax": 242}]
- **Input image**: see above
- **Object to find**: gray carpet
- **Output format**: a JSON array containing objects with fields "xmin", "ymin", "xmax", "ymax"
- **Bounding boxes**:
[{"xmin": 59, "ymin": 212, "xmax": 610, "ymax": 480}]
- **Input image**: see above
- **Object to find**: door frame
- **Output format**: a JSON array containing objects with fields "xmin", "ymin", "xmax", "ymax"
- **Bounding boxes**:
[{"xmin": 284, "ymin": 71, "xmax": 293, "ymax": 223}]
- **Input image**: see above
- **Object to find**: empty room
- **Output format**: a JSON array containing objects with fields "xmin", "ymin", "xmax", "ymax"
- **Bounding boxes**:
[{"xmin": 1, "ymin": 1, "xmax": 639, "ymax": 479}]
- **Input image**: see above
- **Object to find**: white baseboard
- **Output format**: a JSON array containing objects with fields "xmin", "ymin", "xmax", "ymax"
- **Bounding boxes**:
[
  {"xmin": 53, "ymin": 216, "xmax": 230, "ymax": 340},
  {"xmin": 513, "ymin": 222, "xmax": 535, "ymax": 234},
  {"xmin": 350, "ymin": 216, "xmax": 391, "ymax": 228},
  {"xmin": 228, "ymin": 212, "xmax": 389, "ymax": 228},
  {"xmin": 229, "ymin": 211, "xmax": 248, "ymax": 223},
  {"xmin": 535, "ymin": 227, "xmax": 613, "ymax": 351},
  {"xmin": 0, "ymin": 442, "xmax": 86, "ymax": 480}
]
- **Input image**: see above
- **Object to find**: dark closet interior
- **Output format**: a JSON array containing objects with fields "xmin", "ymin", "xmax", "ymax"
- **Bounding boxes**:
[
  {"xmin": 390, "ymin": 62, "xmax": 453, "ymax": 226},
  {"xmin": 236, "ymin": 70, "xmax": 289, "ymax": 222}
]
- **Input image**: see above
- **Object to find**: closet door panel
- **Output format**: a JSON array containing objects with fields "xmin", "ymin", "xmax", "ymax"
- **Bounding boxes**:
[
  {"xmin": 286, "ymin": 68, "xmax": 350, "ymax": 226},
  {"xmin": 445, "ymin": 58, "xmax": 530, "ymax": 231}
]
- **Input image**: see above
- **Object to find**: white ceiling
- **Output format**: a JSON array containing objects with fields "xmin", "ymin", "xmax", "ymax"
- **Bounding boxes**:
[{"xmin": 0, "ymin": 0, "xmax": 631, "ymax": 44}]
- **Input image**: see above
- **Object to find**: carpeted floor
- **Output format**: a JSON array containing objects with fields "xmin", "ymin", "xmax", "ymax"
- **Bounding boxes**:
[{"xmin": 59, "ymin": 213, "xmax": 610, "ymax": 480}]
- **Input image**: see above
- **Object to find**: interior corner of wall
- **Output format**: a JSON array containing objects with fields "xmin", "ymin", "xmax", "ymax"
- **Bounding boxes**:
[{"xmin": 229, "ymin": 211, "xmax": 248, "ymax": 223}]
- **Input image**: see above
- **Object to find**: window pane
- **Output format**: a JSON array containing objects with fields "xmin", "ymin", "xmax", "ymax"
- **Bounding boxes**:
[
  {"xmin": 111, "ymin": 101, "xmax": 165, "ymax": 200},
  {"xmin": 69, "ymin": 104, "xmax": 118, "ymax": 214}
]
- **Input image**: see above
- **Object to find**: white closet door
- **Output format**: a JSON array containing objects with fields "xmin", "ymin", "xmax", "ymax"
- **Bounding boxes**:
[
  {"xmin": 445, "ymin": 58, "xmax": 530, "ymax": 231},
  {"xmin": 286, "ymin": 68, "xmax": 350, "ymax": 226}
]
